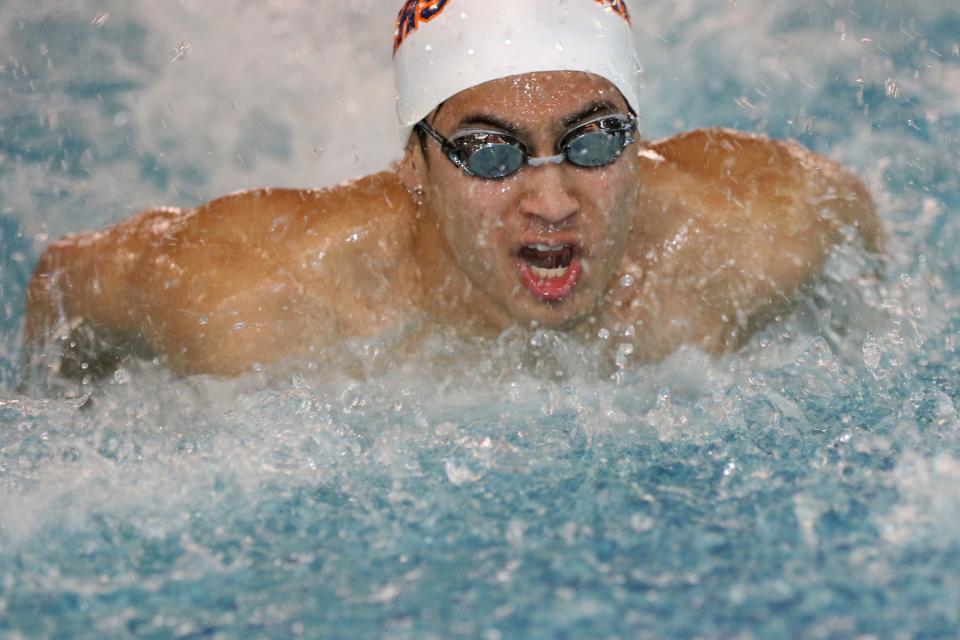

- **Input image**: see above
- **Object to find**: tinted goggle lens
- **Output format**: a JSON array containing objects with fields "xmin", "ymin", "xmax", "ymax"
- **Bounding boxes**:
[
  {"xmin": 457, "ymin": 140, "xmax": 525, "ymax": 179},
  {"xmin": 564, "ymin": 129, "xmax": 629, "ymax": 167}
]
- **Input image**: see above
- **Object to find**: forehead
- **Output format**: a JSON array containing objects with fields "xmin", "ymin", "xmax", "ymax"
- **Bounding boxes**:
[{"xmin": 433, "ymin": 71, "xmax": 629, "ymax": 128}]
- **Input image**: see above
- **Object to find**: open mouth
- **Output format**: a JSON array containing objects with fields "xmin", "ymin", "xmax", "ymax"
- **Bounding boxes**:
[{"xmin": 516, "ymin": 243, "xmax": 582, "ymax": 301}]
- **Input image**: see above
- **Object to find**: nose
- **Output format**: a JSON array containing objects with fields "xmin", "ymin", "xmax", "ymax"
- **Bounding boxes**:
[{"xmin": 517, "ymin": 163, "xmax": 580, "ymax": 226}]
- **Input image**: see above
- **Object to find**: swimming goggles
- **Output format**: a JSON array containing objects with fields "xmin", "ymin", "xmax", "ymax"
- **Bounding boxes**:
[{"xmin": 415, "ymin": 113, "xmax": 638, "ymax": 180}]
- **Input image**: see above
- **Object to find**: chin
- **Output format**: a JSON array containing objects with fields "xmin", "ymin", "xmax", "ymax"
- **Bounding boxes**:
[{"xmin": 508, "ymin": 294, "xmax": 596, "ymax": 330}]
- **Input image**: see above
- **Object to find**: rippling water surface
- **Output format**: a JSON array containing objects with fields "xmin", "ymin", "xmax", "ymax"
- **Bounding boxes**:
[{"xmin": 1, "ymin": 1, "xmax": 958, "ymax": 637}]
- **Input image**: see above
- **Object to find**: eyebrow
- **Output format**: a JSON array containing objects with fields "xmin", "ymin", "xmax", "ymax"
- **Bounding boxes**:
[
  {"xmin": 560, "ymin": 100, "xmax": 621, "ymax": 128},
  {"xmin": 454, "ymin": 113, "xmax": 524, "ymax": 136},
  {"xmin": 453, "ymin": 99, "xmax": 623, "ymax": 137}
]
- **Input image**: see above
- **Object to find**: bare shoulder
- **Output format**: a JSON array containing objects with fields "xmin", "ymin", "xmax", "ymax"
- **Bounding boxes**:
[
  {"xmin": 179, "ymin": 172, "xmax": 418, "ymax": 254},
  {"xmin": 644, "ymin": 128, "xmax": 881, "ymax": 251},
  {"xmin": 625, "ymin": 128, "xmax": 882, "ymax": 354},
  {"xmin": 147, "ymin": 172, "xmax": 421, "ymax": 373},
  {"xmin": 41, "ymin": 171, "xmax": 418, "ymax": 262}
]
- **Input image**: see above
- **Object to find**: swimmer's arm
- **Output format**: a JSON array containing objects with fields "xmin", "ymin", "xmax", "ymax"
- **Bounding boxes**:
[
  {"xmin": 24, "ymin": 173, "xmax": 418, "ymax": 379},
  {"xmin": 24, "ymin": 208, "xmax": 178, "ymax": 380},
  {"xmin": 644, "ymin": 128, "xmax": 883, "ymax": 352}
]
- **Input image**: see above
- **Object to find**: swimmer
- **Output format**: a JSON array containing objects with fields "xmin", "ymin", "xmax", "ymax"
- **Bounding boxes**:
[{"xmin": 23, "ymin": 0, "xmax": 883, "ymax": 379}]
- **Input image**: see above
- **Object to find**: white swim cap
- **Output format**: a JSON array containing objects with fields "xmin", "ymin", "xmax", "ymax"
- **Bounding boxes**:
[{"xmin": 392, "ymin": 0, "xmax": 642, "ymax": 141}]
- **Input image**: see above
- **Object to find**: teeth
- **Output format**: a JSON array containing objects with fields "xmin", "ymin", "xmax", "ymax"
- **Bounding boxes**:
[
  {"xmin": 531, "ymin": 243, "xmax": 566, "ymax": 252},
  {"xmin": 531, "ymin": 265, "xmax": 569, "ymax": 279}
]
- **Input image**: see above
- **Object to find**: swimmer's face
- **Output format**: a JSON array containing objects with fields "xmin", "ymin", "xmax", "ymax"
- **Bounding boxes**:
[{"xmin": 409, "ymin": 71, "xmax": 641, "ymax": 330}]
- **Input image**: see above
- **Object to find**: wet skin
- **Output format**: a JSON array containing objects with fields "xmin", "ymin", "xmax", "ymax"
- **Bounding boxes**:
[{"xmin": 24, "ymin": 71, "xmax": 882, "ymax": 378}]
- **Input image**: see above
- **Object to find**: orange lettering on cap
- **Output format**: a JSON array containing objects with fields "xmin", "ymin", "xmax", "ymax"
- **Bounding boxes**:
[
  {"xmin": 594, "ymin": 0, "xmax": 631, "ymax": 24},
  {"xmin": 393, "ymin": 0, "xmax": 453, "ymax": 55}
]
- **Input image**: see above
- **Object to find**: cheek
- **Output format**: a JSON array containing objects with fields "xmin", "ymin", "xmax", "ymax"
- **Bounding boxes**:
[
  {"xmin": 433, "ymin": 182, "xmax": 513, "ymax": 264},
  {"xmin": 589, "ymin": 169, "xmax": 638, "ymax": 231}
]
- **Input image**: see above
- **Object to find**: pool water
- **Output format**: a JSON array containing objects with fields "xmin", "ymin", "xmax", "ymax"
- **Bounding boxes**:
[{"xmin": 1, "ymin": 1, "xmax": 959, "ymax": 637}]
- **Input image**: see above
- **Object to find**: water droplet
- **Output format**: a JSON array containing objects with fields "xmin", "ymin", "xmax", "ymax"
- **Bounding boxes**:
[
  {"xmin": 862, "ymin": 332, "xmax": 880, "ymax": 370},
  {"xmin": 884, "ymin": 78, "xmax": 901, "ymax": 98},
  {"xmin": 234, "ymin": 321, "xmax": 245, "ymax": 331},
  {"xmin": 198, "ymin": 316, "xmax": 208, "ymax": 326},
  {"xmin": 171, "ymin": 42, "xmax": 191, "ymax": 64},
  {"xmin": 615, "ymin": 343, "xmax": 634, "ymax": 369},
  {"xmin": 597, "ymin": 328, "xmax": 611, "ymax": 340},
  {"xmin": 620, "ymin": 274, "xmax": 635, "ymax": 287},
  {"xmin": 506, "ymin": 519, "xmax": 526, "ymax": 547},
  {"xmin": 937, "ymin": 393, "xmax": 956, "ymax": 418},
  {"xmin": 504, "ymin": 39, "xmax": 512, "ymax": 46},
  {"xmin": 425, "ymin": 44, "xmax": 433, "ymax": 52},
  {"xmin": 467, "ymin": 48, "xmax": 475, "ymax": 56},
  {"xmin": 445, "ymin": 460, "xmax": 479, "ymax": 485},
  {"xmin": 555, "ymin": 41, "xmax": 564, "ymax": 51},
  {"xmin": 630, "ymin": 513, "xmax": 654, "ymax": 533}
]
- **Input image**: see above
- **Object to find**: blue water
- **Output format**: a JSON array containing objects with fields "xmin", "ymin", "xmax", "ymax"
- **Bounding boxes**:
[{"xmin": 1, "ymin": 1, "xmax": 959, "ymax": 638}]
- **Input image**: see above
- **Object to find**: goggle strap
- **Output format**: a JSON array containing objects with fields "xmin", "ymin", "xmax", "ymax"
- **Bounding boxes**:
[{"xmin": 417, "ymin": 121, "xmax": 462, "ymax": 164}]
